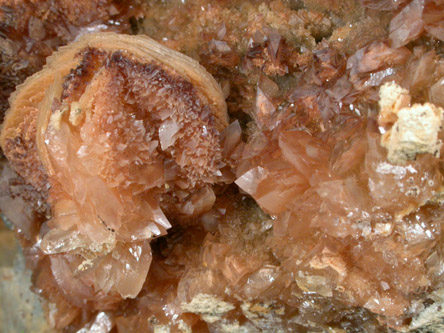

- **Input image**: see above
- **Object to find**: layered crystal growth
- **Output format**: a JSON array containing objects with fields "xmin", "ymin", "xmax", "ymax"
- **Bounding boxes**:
[{"xmin": 2, "ymin": 0, "xmax": 444, "ymax": 332}]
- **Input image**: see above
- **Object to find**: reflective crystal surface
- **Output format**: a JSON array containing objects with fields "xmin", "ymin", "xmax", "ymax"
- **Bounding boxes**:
[{"xmin": 2, "ymin": 0, "xmax": 444, "ymax": 332}]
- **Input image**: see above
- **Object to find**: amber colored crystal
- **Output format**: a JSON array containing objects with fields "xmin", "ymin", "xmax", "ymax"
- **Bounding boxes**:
[
  {"xmin": 0, "ymin": 31, "xmax": 229, "ymax": 320},
  {"xmin": 4, "ymin": 1, "xmax": 444, "ymax": 332}
]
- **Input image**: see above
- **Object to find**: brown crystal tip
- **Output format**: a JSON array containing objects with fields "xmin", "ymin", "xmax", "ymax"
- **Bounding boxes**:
[{"xmin": 0, "ymin": 32, "xmax": 229, "ymax": 244}]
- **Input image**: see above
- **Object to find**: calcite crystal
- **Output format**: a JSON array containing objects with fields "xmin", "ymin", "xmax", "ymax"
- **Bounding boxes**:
[{"xmin": 3, "ymin": 0, "xmax": 444, "ymax": 332}]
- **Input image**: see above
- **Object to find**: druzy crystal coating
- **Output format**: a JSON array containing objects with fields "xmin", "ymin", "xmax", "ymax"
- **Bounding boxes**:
[{"xmin": 2, "ymin": 0, "xmax": 444, "ymax": 332}]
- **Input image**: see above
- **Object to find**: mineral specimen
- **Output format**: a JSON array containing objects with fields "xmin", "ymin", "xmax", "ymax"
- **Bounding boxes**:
[
  {"xmin": 0, "ymin": 0, "xmax": 135, "ymax": 123},
  {"xmin": 0, "ymin": 32, "xmax": 229, "ymax": 326},
  {"xmin": 3, "ymin": 0, "xmax": 444, "ymax": 332}
]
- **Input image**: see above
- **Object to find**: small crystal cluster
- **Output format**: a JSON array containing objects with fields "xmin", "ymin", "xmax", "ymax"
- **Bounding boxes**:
[
  {"xmin": 0, "ymin": 30, "xmax": 234, "ymax": 329},
  {"xmin": 0, "ymin": 0, "xmax": 137, "ymax": 123},
  {"xmin": 2, "ymin": 0, "xmax": 444, "ymax": 332}
]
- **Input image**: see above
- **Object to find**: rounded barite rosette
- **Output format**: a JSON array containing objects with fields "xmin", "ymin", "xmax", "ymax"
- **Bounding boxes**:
[{"xmin": 0, "ymin": 32, "xmax": 228, "ymax": 304}]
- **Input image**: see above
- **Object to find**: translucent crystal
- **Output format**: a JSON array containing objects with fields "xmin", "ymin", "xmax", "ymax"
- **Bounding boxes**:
[{"xmin": 3, "ymin": 1, "xmax": 444, "ymax": 332}]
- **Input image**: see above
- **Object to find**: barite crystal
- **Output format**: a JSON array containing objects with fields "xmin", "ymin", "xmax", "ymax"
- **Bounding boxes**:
[
  {"xmin": 3, "ymin": 0, "xmax": 444, "ymax": 332},
  {"xmin": 0, "ymin": 32, "xmax": 229, "ymax": 319}
]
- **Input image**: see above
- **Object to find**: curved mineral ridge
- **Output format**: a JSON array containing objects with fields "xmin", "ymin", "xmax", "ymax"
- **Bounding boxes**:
[
  {"xmin": 3, "ymin": 1, "xmax": 444, "ymax": 332},
  {"xmin": 0, "ymin": 32, "xmax": 228, "ymax": 310}
]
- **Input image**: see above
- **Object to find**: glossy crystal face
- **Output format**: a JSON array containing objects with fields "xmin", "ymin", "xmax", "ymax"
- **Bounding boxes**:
[
  {"xmin": 2, "ymin": 0, "xmax": 444, "ymax": 332},
  {"xmin": 43, "ymin": 48, "xmax": 224, "ymax": 242}
]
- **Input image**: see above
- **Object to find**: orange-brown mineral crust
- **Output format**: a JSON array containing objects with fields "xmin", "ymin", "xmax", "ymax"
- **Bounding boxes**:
[
  {"xmin": 0, "ymin": 0, "xmax": 137, "ymax": 123},
  {"xmin": 3, "ymin": 0, "xmax": 444, "ymax": 332}
]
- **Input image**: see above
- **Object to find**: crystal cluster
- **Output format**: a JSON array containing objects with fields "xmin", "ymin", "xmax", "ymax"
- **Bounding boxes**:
[
  {"xmin": 0, "ymin": 32, "xmax": 230, "ymax": 329},
  {"xmin": 0, "ymin": 0, "xmax": 138, "ymax": 124},
  {"xmin": 2, "ymin": 0, "xmax": 444, "ymax": 332}
]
